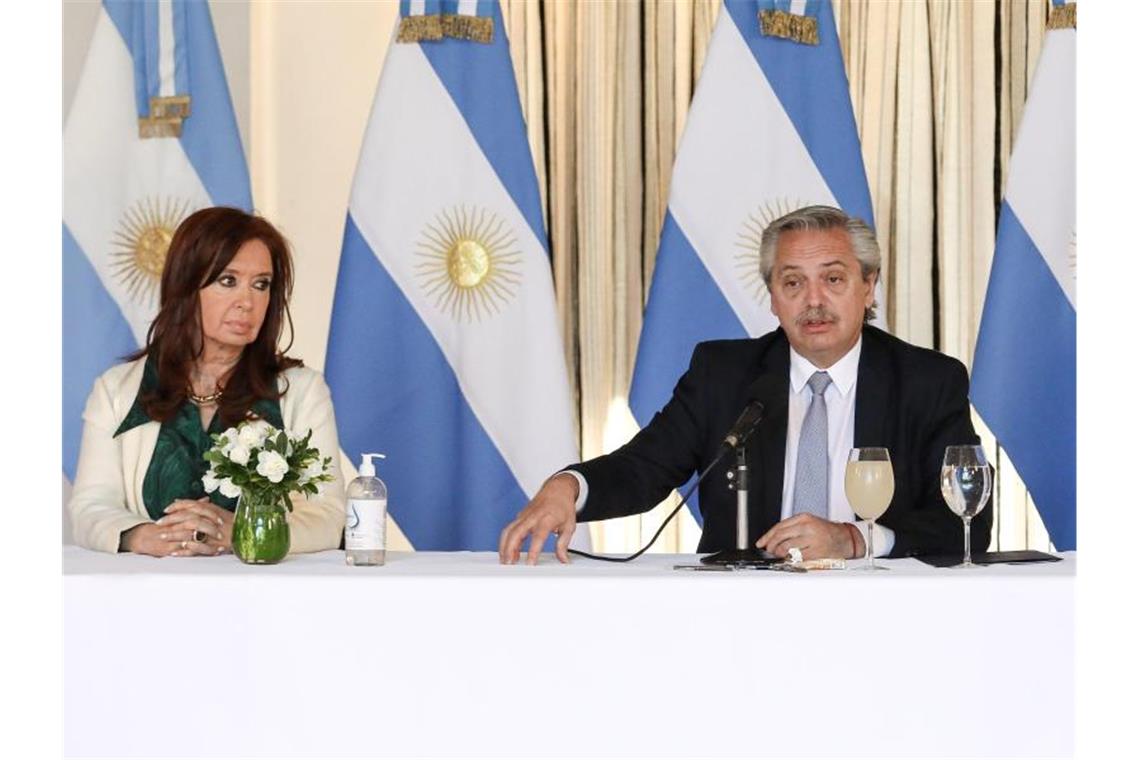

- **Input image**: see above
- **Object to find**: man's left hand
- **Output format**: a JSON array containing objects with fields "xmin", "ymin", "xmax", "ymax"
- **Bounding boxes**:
[{"xmin": 756, "ymin": 514, "xmax": 860, "ymax": 560}]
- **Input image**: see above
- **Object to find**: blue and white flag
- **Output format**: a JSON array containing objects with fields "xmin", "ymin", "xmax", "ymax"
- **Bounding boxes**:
[
  {"xmin": 629, "ymin": 0, "xmax": 879, "ymax": 521},
  {"xmin": 63, "ymin": 0, "xmax": 251, "ymax": 479},
  {"xmin": 973, "ymin": 0, "xmax": 1076, "ymax": 550},
  {"xmin": 325, "ymin": 1, "xmax": 582, "ymax": 551}
]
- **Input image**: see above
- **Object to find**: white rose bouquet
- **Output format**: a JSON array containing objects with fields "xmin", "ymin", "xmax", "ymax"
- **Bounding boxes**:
[{"xmin": 202, "ymin": 419, "xmax": 333, "ymax": 511}]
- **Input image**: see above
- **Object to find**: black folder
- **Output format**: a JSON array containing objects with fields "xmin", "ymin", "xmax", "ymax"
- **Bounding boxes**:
[{"xmin": 916, "ymin": 550, "xmax": 1061, "ymax": 568}]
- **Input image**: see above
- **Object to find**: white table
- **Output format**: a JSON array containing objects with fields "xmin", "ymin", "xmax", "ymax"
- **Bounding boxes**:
[{"xmin": 64, "ymin": 547, "xmax": 1074, "ymax": 758}]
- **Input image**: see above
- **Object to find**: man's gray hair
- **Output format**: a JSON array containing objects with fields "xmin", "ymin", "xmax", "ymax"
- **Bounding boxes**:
[{"xmin": 758, "ymin": 205, "xmax": 881, "ymax": 321}]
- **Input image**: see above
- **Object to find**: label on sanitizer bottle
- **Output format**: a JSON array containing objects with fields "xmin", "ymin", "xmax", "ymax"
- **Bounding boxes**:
[{"xmin": 345, "ymin": 498, "xmax": 386, "ymax": 551}]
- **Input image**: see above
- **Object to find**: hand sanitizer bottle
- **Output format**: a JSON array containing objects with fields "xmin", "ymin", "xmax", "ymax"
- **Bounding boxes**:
[{"xmin": 345, "ymin": 453, "xmax": 387, "ymax": 566}]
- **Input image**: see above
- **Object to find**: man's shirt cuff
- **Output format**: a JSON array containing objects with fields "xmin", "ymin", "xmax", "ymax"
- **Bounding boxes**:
[
  {"xmin": 555, "ymin": 470, "xmax": 589, "ymax": 513},
  {"xmin": 852, "ymin": 519, "xmax": 895, "ymax": 557}
]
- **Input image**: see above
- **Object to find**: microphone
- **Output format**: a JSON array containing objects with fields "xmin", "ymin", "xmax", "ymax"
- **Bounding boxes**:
[
  {"xmin": 702, "ymin": 373, "xmax": 785, "ymax": 567},
  {"xmin": 719, "ymin": 374, "xmax": 783, "ymax": 452}
]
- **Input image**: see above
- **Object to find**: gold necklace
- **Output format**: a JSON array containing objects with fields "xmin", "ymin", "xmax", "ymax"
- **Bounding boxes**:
[{"xmin": 187, "ymin": 387, "xmax": 223, "ymax": 406}]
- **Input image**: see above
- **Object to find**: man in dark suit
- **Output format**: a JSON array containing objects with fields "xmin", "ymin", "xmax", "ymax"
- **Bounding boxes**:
[{"xmin": 499, "ymin": 205, "xmax": 991, "ymax": 564}]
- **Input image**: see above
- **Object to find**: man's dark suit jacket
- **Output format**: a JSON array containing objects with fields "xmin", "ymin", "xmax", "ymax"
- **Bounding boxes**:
[{"xmin": 569, "ymin": 325, "xmax": 992, "ymax": 558}]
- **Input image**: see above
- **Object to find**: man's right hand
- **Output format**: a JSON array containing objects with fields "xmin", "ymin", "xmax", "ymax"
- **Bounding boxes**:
[{"xmin": 498, "ymin": 473, "xmax": 580, "ymax": 565}]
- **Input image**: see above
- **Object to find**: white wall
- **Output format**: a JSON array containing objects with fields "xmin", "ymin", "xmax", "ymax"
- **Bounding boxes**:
[{"xmin": 249, "ymin": 1, "xmax": 399, "ymax": 372}]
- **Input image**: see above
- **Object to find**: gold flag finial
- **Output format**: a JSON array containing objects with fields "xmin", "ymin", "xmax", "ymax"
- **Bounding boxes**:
[
  {"xmin": 1046, "ymin": 3, "xmax": 1076, "ymax": 31},
  {"xmin": 758, "ymin": 10, "xmax": 820, "ymax": 46},
  {"xmin": 398, "ymin": 14, "xmax": 444, "ymax": 43},
  {"xmin": 138, "ymin": 95, "xmax": 191, "ymax": 139},
  {"xmin": 398, "ymin": 13, "xmax": 493, "ymax": 44}
]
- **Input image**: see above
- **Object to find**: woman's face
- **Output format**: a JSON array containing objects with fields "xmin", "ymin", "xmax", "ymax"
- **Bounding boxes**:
[{"xmin": 198, "ymin": 238, "xmax": 273, "ymax": 355}]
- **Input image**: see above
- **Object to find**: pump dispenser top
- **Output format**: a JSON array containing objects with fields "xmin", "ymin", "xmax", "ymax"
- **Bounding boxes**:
[{"xmin": 358, "ymin": 452, "xmax": 386, "ymax": 478}]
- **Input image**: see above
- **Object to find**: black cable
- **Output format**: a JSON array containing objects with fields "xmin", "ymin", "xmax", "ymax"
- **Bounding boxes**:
[{"xmin": 566, "ymin": 448, "xmax": 733, "ymax": 563}]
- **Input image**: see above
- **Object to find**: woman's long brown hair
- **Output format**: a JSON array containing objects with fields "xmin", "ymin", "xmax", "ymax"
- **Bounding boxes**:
[{"xmin": 127, "ymin": 206, "xmax": 302, "ymax": 427}]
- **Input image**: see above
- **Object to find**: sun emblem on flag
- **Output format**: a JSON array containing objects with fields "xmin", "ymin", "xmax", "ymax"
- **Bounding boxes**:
[
  {"xmin": 109, "ymin": 197, "xmax": 191, "ymax": 305},
  {"xmin": 414, "ymin": 205, "xmax": 522, "ymax": 322},
  {"xmin": 734, "ymin": 197, "xmax": 804, "ymax": 304}
]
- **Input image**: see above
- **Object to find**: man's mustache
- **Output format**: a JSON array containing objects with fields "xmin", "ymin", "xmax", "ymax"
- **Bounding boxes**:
[{"xmin": 796, "ymin": 306, "xmax": 838, "ymax": 325}]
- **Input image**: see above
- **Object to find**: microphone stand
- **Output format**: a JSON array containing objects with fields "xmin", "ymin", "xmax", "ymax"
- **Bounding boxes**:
[{"xmin": 700, "ymin": 442, "xmax": 780, "ymax": 566}]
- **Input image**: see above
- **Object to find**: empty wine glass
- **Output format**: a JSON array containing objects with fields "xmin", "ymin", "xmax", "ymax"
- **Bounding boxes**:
[
  {"xmin": 844, "ymin": 448, "xmax": 894, "ymax": 571},
  {"xmin": 940, "ymin": 445, "xmax": 993, "ymax": 568}
]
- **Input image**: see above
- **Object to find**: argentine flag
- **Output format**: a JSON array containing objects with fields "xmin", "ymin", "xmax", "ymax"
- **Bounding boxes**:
[
  {"xmin": 973, "ymin": 0, "xmax": 1076, "ymax": 550},
  {"xmin": 629, "ymin": 0, "xmax": 879, "ymax": 521},
  {"xmin": 325, "ymin": 1, "xmax": 581, "ymax": 551},
  {"xmin": 63, "ymin": 0, "xmax": 251, "ymax": 479}
]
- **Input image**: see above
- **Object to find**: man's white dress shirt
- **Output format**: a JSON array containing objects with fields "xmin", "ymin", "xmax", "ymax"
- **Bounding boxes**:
[{"xmin": 783, "ymin": 337, "xmax": 894, "ymax": 556}]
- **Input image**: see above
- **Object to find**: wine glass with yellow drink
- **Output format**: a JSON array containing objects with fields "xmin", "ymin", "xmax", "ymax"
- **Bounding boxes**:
[{"xmin": 844, "ymin": 447, "xmax": 895, "ymax": 571}]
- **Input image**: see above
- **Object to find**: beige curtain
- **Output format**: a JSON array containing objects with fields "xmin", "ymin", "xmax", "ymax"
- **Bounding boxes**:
[{"xmin": 502, "ymin": 0, "xmax": 1057, "ymax": 553}]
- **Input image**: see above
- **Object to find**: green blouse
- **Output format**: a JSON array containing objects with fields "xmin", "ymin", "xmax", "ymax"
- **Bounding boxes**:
[{"xmin": 114, "ymin": 358, "xmax": 283, "ymax": 521}]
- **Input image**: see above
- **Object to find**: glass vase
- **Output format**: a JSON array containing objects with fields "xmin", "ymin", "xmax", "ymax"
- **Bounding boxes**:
[{"xmin": 232, "ymin": 489, "xmax": 290, "ymax": 564}]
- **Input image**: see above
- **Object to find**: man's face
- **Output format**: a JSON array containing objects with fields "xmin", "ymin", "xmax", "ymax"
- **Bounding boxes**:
[{"xmin": 768, "ymin": 227, "xmax": 876, "ymax": 369}]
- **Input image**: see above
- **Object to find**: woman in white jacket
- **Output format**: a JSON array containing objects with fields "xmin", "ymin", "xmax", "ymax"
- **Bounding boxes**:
[{"xmin": 69, "ymin": 207, "xmax": 345, "ymax": 556}]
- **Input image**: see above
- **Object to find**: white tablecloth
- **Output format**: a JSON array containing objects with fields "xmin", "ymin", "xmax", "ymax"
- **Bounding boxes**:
[{"xmin": 64, "ymin": 547, "xmax": 1074, "ymax": 758}]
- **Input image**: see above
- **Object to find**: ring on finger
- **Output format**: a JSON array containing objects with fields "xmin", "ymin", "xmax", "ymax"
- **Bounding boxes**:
[
  {"xmin": 192, "ymin": 529, "xmax": 207, "ymax": 543},
  {"xmin": 787, "ymin": 546, "xmax": 803, "ymax": 564}
]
